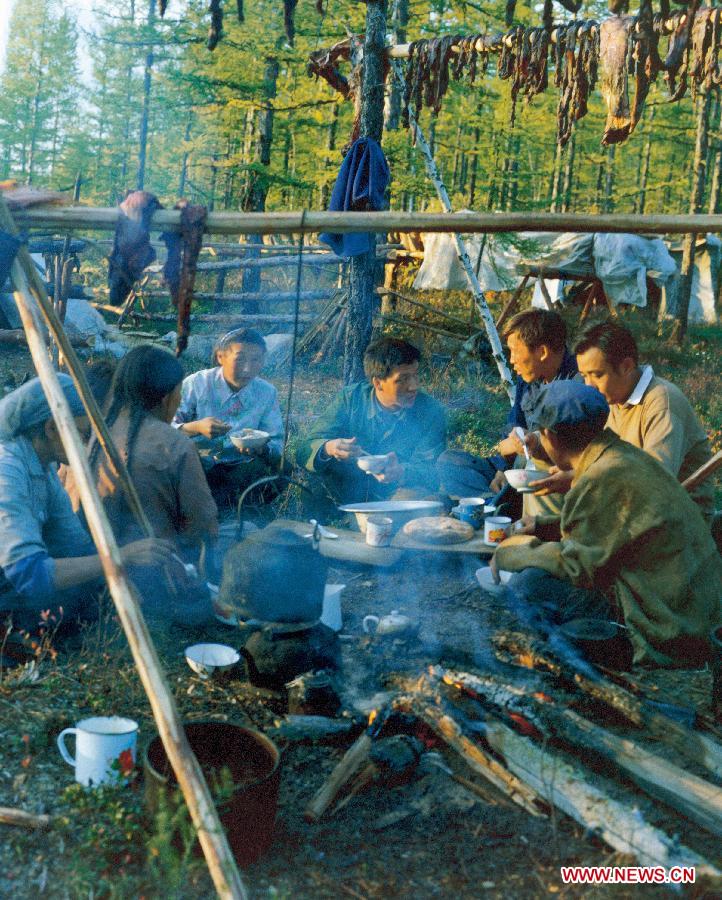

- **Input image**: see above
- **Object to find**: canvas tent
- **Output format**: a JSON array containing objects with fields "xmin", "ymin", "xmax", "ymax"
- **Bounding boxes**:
[{"xmin": 413, "ymin": 231, "xmax": 678, "ymax": 311}]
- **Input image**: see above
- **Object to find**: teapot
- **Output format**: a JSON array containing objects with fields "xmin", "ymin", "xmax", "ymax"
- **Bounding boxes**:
[{"xmin": 362, "ymin": 610, "xmax": 418, "ymax": 638}]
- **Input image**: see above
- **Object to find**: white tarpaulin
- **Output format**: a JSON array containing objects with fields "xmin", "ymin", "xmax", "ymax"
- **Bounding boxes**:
[
  {"xmin": 413, "ymin": 232, "xmax": 521, "ymax": 292},
  {"xmin": 661, "ymin": 235, "xmax": 720, "ymax": 324},
  {"xmin": 413, "ymin": 231, "xmax": 677, "ymax": 310}
]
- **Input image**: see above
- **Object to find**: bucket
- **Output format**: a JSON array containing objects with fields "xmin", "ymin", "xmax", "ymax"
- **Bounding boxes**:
[{"xmin": 144, "ymin": 721, "xmax": 281, "ymax": 867}]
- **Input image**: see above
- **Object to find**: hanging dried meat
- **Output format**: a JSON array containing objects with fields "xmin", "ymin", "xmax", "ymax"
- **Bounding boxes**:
[
  {"xmin": 555, "ymin": 20, "xmax": 600, "ymax": 146},
  {"xmin": 161, "ymin": 201, "xmax": 207, "ymax": 357},
  {"xmin": 686, "ymin": 5, "xmax": 722, "ymax": 96},
  {"xmin": 498, "ymin": 25, "xmax": 551, "ymax": 123},
  {"xmin": 661, "ymin": 0, "xmax": 703, "ymax": 98},
  {"xmin": 599, "ymin": 16, "xmax": 634, "ymax": 144},
  {"xmin": 402, "ymin": 35, "xmax": 464, "ymax": 126},
  {"xmin": 451, "ymin": 34, "xmax": 490, "ymax": 84}
]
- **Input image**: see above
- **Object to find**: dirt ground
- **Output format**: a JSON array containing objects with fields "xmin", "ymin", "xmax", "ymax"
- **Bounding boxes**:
[{"xmin": 0, "ymin": 343, "xmax": 720, "ymax": 899}]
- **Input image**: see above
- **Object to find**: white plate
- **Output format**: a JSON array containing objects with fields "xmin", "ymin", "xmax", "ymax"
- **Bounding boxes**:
[{"xmin": 475, "ymin": 566, "xmax": 513, "ymax": 593}]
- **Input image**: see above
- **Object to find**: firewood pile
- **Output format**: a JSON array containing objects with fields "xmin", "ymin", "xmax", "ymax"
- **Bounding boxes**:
[{"xmin": 294, "ymin": 628, "xmax": 722, "ymax": 881}]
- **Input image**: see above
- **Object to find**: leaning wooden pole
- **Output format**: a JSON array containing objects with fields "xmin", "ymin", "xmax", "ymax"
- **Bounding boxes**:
[
  {"xmin": 391, "ymin": 62, "xmax": 515, "ymax": 400},
  {"xmin": 4, "ymin": 213, "xmax": 248, "ymax": 900}
]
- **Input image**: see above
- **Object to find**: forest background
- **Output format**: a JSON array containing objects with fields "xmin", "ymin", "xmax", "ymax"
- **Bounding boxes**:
[{"xmin": 0, "ymin": 0, "xmax": 715, "ymax": 221}]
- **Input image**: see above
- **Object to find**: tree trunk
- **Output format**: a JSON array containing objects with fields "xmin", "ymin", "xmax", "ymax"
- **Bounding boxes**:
[
  {"xmin": 242, "ymin": 57, "xmax": 279, "ymax": 309},
  {"xmin": 27, "ymin": 11, "xmax": 50, "ymax": 185},
  {"xmin": 384, "ymin": 0, "xmax": 408, "ymax": 132},
  {"xmin": 548, "ymin": 139, "xmax": 562, "ymax": 211},
  {"xmin": 321, "ymin": 103, "xmax": 339, "ymax": 209},
  {"xmin": 136, "ymin": 0, "xmax": 156, "ymax": 190},
  {"xmin": 672, "ymin": 90, "xmax": 712, "ymax": 345},
  {"xmin": 707, "ymin": 88, "xmax": 722, "ymax": 214},
  {"xmin": 604, "ymin": 145, "xmax": 615, "ymax": 213},
  {"xmin": 561, "ymin": 132, "xmax": 576, "ymax": 213},
  {"xmin": 178, "ymin": 117, "xmax": 192, "ymax": 196},
  {"xmin": 345, "ymin": 0, "xmax": 387, "ymax": 385},
  {"xmin": 242, "ymin": 56, "xmax": 279, "ymax": 213},
  {"xmin": 636, "ymin": 104, "xmax": 655, "ymax": 214}
]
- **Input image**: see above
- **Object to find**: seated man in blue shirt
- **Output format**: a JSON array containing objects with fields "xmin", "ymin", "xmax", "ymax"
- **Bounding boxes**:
[
  {"xmin": 438, "ymin": 309, "xmax": 578, "ymax": 511},
  {"xmin": 299, "ymin": 337, "xmax": 447, "ymax": 504},
  {"xmin": 173, "ymin": 327, "xmax": 284, "ymax": 507},
  {"xmin": 0, "ymin": 376, "xmax": 175, "ymax": 659}
]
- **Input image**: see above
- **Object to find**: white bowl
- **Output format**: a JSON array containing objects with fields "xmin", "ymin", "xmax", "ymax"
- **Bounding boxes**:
[
  {"xmin": 357, "ymin": 454, "xmax": 390, "ymax": 474},
  {"xmin": 504, "ymin": 468, "xmax": 536, "ymax": 491},
  {"xmin": 339, "ymin": 499, "xmax": 444, "ymax": 534},
  {"xmin": 475, "ymin": 567, "xmax": 513, "ymax": 594},
  {"xmin": 185, "ymin": 643, "xmax": 240, "ymax": 678},
  {"xmin": 229, "ymin": 429, "xmax": 270, "ymax": 451}
]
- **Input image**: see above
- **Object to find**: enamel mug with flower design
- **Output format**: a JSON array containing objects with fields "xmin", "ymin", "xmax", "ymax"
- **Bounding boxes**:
[{"xmin": 57, "ymin": 716, "xmax": 138, "ymax": 786}]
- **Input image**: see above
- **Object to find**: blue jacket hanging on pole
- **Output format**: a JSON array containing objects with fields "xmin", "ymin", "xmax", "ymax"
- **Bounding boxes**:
[{"xmin": 319, "ymin": 137, "xmax": 390, "ymax": 258}]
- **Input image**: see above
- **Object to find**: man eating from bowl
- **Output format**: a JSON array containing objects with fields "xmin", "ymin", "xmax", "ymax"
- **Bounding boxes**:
[
  {"xmin": 528, "ymin": 320, "xmax": 714, "ymax": 523},
  {"xmin": 300, "ymin": 337, "xmax": 447, "ymax": 503},
  {"xmin": 173, "ymin": 328, "xmax": 283, "ymax": 506},
  {"xmin": 491, "ymin": 380, "xmax": 720, "ymax": 667}
]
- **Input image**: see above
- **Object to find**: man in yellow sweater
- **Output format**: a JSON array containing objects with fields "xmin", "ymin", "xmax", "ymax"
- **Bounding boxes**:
[
  {"xmin": 528, "ymin": 321, "xmax": 713, "ymax": 520},
  {"xmin": 493, "ymin": 381, "xmax": 720, "ymax": 667}
]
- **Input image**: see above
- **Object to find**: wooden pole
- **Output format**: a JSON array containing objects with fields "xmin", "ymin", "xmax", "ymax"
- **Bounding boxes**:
[
  {"xmin": 15, "ymin": 205, "xmax": 722, "ymax": 236},
  {"xmin": 390, "ymin": 61, "xmax": 515, "ymax": 400},
  {"xmin": 682, "ymin": 449, "xmax": 722, "ymax": 491},
  {"xmin": 3, "ymin": 208, "xmax": 248, "ymax": 900}
]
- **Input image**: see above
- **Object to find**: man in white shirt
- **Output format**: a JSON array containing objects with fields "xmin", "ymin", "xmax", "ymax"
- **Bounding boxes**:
[{"xmin": 173, "ymin": 328, "xmax": 284, "ymax": 506}]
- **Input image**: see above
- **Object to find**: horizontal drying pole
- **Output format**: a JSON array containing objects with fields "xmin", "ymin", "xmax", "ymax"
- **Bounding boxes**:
[{"xmin": 13, "ymin": 207, "xmax": 722, "ymax": 236}]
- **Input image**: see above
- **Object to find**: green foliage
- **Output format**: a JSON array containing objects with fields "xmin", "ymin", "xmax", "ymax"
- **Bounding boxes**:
[{"xmin": 0, "ymin": 0, "xmax": 711, "ymax": 218}]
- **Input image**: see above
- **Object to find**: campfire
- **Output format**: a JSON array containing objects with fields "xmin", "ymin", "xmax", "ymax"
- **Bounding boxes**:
[{"xmin": 292, "ymin": 624, "xmax": 722, "ymax": 879}]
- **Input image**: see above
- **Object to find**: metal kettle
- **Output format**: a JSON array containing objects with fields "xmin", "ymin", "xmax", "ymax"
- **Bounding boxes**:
[{"xmin": 218, "ymin": 523, "xmax": 329, "ymax": 624}]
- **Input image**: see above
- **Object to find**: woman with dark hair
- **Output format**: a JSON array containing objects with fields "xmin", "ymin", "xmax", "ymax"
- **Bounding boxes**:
[{"xmin": 65, "ymin": 346, "xmax": 218, "ymax": 618}]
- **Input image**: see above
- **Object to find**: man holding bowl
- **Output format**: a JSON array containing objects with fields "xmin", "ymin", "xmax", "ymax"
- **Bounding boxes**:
[
  {"xmin": 491, "ymin": 380, "xmax": 720, "ymax": 667},
  {"xmin": 173, "ymin": 328, "xmax": 283, "ymax": 507},
  {"xmin": 300, "ymin": 337, "xmax": 447, "ymax": 504}
]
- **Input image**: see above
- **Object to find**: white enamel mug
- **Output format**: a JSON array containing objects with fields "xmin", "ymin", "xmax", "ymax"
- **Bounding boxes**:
[
  {"xmin": 57, "ymin": 716, "xmax": 138, "ymax": 787},
  {"xmin": 366, "ymin": 515, "xmax": 393, "ymax": 547}
]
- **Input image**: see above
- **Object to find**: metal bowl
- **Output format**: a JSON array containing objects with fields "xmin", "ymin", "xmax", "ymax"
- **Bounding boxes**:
[
  {"xmin": 356, "ymin": 454, "xmax": 390, "ymax": 474},
  {"xmin": 229, "ymin": 429, "xmax": 270, "ymax": 452},
  {"xmin": 338, "ymin": 499, "xmax": 444, "ymax": 534},
  {"xmin": 185, "ymin": 643, "xmax": 240, "ymax": 679}
]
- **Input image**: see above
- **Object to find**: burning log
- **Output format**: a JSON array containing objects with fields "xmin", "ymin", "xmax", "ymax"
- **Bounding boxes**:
[
  {"xmin": 305, "ymin": 732, "xmax": 373, "ymax": 822},
  {"xmin": 480, "ymin": 716, "xmax": 721, "ymax": 875},
  {"xmin": 269, "ymin": 715, "xmax": 361, "ymax": 744},
  {"xmin": 494, "ymin": 632, "xmax": 722, "ymax": 779},
  {"xmin": 436, "ymin": 668, "xmax": 722, "ymax": 839},
  {"xmin": 394, "ymin": 699, "xmax": 547, "ymax": 817}
]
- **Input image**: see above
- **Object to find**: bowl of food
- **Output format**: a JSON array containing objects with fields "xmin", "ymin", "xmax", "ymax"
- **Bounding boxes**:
[
  {"xmin": 339, "ymin": 499, "xmax": 444, "ymax": 534},
  {"xmin": 504, "ymin": 468, "xmax": 537, "ymax": 492},
  {"xmin": 230, "ymin": 429, "xmax": 271, "ymax": 452},
  {"xmin": 185, "ymin": 643, "xmax": 241, "ymax": 679},
  {"xmin": 356, "ymin": 454, "xmax": 390, "ymax": 474}
]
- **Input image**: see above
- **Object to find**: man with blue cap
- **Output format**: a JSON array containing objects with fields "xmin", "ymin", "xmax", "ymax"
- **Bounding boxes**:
[
  {"xmin": 0, "ymin": 375, "xmax": 175, "ymax": 659},
  {"xmin": 491, "ymin": 380, "xmax": 721, "ymax": 667}
]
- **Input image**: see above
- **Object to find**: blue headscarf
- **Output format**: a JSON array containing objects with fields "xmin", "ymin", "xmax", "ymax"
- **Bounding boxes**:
[{"xmin": 0, "ymin": 374, "xmax": 85, "ymax": 441}]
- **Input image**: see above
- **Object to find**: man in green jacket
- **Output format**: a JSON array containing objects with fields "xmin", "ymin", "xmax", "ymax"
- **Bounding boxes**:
[
  {"xmin": 492, "ymin": 380, "xmax": 721, "ymax": 667},
  {"xmin": 299, "ymin": 337, "xmax": 447, "ymax": 504}
]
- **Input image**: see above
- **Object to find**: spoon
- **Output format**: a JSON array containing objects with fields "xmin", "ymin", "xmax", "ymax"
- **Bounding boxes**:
[{"xmin": 514, "ymin": 426, "xmax": 537, "ymax": 470}]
